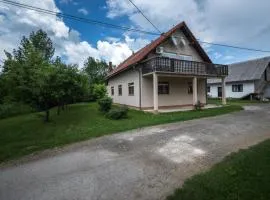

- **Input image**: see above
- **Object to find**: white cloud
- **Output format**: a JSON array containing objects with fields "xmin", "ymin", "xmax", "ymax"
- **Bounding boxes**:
[
  {"xmin": 224, "ymin": 55, "xmax": 235, "ymax": 60},
  {"xmin": 213, "ymin": 52, "xmax": 222, "ymax": 60},
  {"xmin": 97, "ymin": 40, "xmax": 132, "ymax": 65},
  {"xmin": 78, "ymin": 8, "xmax": 88, "ymax": 15},
  {"xmin": 63, "ymin": 41, "xmax": 99, "ymax": 67},
  {"xmin": 0, "ymin": 0, "xmax": 148, "ymax": 67}
]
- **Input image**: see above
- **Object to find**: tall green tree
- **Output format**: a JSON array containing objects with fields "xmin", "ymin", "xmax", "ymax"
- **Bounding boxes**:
[
  {"xmin": 1, "ymin": 30, "xmax": 56, "ymax": 121},
  {"xmin": 1, "ymin": 29, "xmax": 91, "ymax": 121},
  {"xmin": 83, "ymin": 57, "xmax": 109, "ymax": 85}
]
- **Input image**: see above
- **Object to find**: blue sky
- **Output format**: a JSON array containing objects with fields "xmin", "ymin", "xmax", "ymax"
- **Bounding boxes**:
[{"xmin": 0, "ymin": 0, "xmax": 270, "ymax": 67}]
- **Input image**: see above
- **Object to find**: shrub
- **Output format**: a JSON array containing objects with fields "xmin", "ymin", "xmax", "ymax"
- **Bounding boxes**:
[
  {"xmin": 92, "ymin": 84, "xmax": 107, "ymax": 100},
  {"xmin": 98, "ymin": 96, "xmax": 112, "ymax": 113},
  {"xmin": 0, "ymin": 102, "xmax": 34, "ymax": 119},
  {"xmin": 106, "ymin": 106, "xmax": 128, "ymax": 120},
  {"xmin": 194, "ymin": 100, "xmax": 203, "ymax": 110}
]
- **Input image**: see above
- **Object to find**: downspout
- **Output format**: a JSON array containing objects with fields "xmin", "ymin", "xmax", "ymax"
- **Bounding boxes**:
[
  {"xmin": 205, "ymin": 78, "xmax": 208, "ymax": 105},
  {"xmin": 133, "ymin": 65, "xmax": 142, "ymax": 110},
  {"xmin": 138, "ymin": 67, "xmax": 142, "ymax": 110}
]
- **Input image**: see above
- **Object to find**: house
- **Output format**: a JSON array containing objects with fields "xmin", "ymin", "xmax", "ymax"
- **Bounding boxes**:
[
  {"xmin": 106, "ymin": 22, "xmax": 228, "ymax": 112},
  {"xmin": 207, "ymin": 57, "xmax": 270, "ymax": 99}
]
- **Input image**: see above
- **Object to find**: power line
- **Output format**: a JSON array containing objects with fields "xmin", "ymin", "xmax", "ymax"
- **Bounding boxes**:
[
  {"xmin": 126, "ymin": 0, "xmax": 162, "ymax": 34},
  {"xmin": 0, "ymin": 0, "xmax": 160, "ymax": 36},
  {"xmin": 198, "ymin": 40, "xmax": 270, "ymax": 53},
  {"xmin": 1, "ymin": 0, "xmax": 270, "ymax": 54}
]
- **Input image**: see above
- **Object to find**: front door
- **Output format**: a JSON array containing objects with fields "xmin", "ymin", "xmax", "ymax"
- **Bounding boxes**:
[{"xmin": 218, "ymin": 87, "xmax": 222, "ymax": 98}]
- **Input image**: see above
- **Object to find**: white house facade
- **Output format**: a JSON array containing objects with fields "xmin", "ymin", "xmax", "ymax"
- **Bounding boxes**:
[
  {"xmin": 106, "ymin": 22, "xmax": 228, "ymax": 112},
  {"xmin": 208, "ymin": 81, "xmax": 255, "ymax": 98},
  {"xmin": 207, "ymin": 57, "xmax": 270, "ymax": 99}
]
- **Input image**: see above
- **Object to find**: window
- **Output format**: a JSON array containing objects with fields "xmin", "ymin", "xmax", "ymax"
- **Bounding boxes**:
[
  {"xmin": 158, "ymin": 82, "xmax": 169, "ymax": 94},
  {"xmin": 118, "ymin": 85, "xmax": 122, "ymax": 96},
  {"xmin": 111, "ymin": 86, "xmax": 114, "ymax": 96},
  {"xmin": 179, "ymin": 54, "xmax": 193, "ymax": 61},
  {"xmin": 128, "ymin": 82, "xmax": 134, "ymax": 96},
  {"xmin": 207, "ymin": 86, "xmax": 210, "ymax": 93},
  {"xmin": 162, "ymin": 52, "xmax": 177, "ymax": 59},
  {"xmin": 162, "ymin": 52, "xmax": 193, "ymax": 61},
  {"xmin": 188, "ymin": 82, "xmax": 193, "ymax": 94},
  {"xmin": 232, "ymin": 84, "xmax": 243, "ymax": 92}
]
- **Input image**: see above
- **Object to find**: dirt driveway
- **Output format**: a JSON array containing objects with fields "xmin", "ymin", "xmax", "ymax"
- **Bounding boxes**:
[{"xmin": 1, "ymin": 104, "xmax": 270, "ymax": 200}]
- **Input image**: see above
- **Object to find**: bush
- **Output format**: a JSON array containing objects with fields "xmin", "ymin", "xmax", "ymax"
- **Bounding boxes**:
[
  {"xmin": 194, "ymin": 101, "xmax": 203, "ymax": 110},
  {"xmin": 98, "ymin": 97, "xmax": 112, "ymax": 113},
  {"xmin": 92, "ymin": 84, "xmax": 107, "ymax": 100},
  {"xmin": 106, "ymin": 106, "xmax": 128, "ymax": 120},
  {"xmin": 0, "ymin": 102, "xmax": 34, "ymax": 119}
]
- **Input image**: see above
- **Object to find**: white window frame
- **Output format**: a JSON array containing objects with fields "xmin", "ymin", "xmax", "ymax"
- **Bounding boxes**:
[
  {"xmin": 128, "ymin": 82, "xmax": 134, "ymax": 96},
  {"xmin": 232, "ymin": 84, "xmax": 243, "ymax": 92},
  {"xmin": 162, "ymin": 52, "xmax": 193, "ymax": 61}
]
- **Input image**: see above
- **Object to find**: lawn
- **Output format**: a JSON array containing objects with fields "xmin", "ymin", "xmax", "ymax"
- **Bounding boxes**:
[
  {"xmin": 167, "ymin": 139, "xmax": 270, "ymax": 200},
  {"xmin": 0, "ymin": 103, "xmax": 242, "ymax": 163},
  {"xmin": 207, "ymin": 98, "xmax": 267, "ymax": 106}
]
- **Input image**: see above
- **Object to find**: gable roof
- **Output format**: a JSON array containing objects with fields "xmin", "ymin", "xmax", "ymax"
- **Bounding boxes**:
[
  {"xmin": 208, "ymin": 56, "xmax": 270, "ymax": 84},
  {"xmin": 107, "ymin": 21, "xmax": 212, "ymax": 79}
]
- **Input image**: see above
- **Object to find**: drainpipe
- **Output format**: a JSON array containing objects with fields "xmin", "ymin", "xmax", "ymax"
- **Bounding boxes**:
[
  {"xmin": 205, "ymin": 78, "xmax": 208, "ymax": 105},
  {"xmin": 138, "ymin": 67, "xmax": 142, "ymax": 110},
  {"xmin": 133, "ymin": 65, "xmax": 142, "ymax": 110}
]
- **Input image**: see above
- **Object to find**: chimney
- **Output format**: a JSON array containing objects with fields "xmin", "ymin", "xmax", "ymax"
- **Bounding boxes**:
[{"xmin": 108, "ymin": 61, "xmax": 113, "ymax": 72}]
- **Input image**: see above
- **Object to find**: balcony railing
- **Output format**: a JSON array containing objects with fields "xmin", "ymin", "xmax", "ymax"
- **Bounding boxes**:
[{"xmin": 141, "ymin": 57, "xmax": 228, "ymax": 77}]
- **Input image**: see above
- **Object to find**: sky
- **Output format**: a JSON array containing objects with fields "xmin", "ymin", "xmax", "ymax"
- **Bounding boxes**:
[{"xmin": 0, "ymin": 0, "xmax": 270, "ymax": 68}]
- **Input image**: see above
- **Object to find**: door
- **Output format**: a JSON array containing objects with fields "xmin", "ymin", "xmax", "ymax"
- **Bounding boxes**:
[{"xmin": 218, "ymin": 87, "xmax": 222, "ymax": 98}]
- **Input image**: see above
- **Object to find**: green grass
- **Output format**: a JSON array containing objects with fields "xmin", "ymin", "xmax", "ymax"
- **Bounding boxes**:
[
  {"xmin": 0, "ymin": 103, "xmax": 242, "ymax": 163},
  {"xmin": 207, "ymin": 98, "xmax": 266, "ymax": 106},
  {"xmin": 167, "ymin": 139, "xmax": 270, "ymax": 200}
]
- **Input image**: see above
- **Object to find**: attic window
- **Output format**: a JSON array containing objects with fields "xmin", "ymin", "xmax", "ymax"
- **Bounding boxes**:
[
  {"xmin": 179, "ymin": 55, "xmax": 193, "ymax": 61},
  {"xmin": 162, "ymin": 52, "xmax": 193, "ymax": 61}
]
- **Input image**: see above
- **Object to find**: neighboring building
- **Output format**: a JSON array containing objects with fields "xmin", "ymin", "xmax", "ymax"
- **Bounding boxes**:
[
  {"xmin": 207, "ymin": 57, "xmax": 270, "ymax": 99},
  {"xmin": 106, "ymin": 22, "xmax": 228, "ymax": 112}
]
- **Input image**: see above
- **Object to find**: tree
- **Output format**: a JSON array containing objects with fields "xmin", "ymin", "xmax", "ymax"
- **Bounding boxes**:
[
  {"xmin": 1, "ymin": 29, "xmax": 91, "ymax": 121},
  {"xmin": 1, "ymin": 30, "xmax": 57, "ymax": 121},
  {"xmin": 83, "ymin": 57, "xmax": 109, "ymax": 85},
  {"xmin": 92, "ymin": 84, "xmax": 107, "ymax": 100}
]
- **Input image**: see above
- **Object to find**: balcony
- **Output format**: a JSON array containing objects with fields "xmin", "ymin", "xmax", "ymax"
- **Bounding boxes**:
[{"xmin": 141, "ymin": 57, "xmax": 228, "ymax": 77}]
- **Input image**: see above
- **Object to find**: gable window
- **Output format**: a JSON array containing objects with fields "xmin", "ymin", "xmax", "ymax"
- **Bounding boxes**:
[
  {"xmin": 179, "ymin": 54, "xmax": 193, "ymax": 61},
  {"xmin": 118, "ymin": 85, "xmax": 122, "ymax": 96},
  {"xmin": 207, "ymin": 86, "xmax": 210, "ymax": 93},
  {"xmin": 188, "ymin": 82, "xmax": 193, "ymax": 94},
  {"xmin": 162, "ymin": 52, "xmax": 193, "ymax": 61},
  {"xmin": 128, "ymin": 82, "xmax": 134, "ymax": 96},
  {"xmin": 158, "ymin": 82, "xmax": 169, "ymax": 94},
  {"xmin": 111, "ymin": 86, "xmax": 114, "ymax": 96},
  {"xmin": 232, "ymin": 84, "xmax": 243, "ymax": 92}
]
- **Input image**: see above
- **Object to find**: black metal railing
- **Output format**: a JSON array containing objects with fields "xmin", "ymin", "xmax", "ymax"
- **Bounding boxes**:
[{"xmin": 141, "ymin": 57, "xmax": 228, "ymax": 77}]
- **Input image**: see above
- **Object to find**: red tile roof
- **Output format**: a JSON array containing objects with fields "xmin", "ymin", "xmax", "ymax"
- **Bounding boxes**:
[{"xmin": 107, "ymin": 21, "xmax": 212, "ymax": 79}]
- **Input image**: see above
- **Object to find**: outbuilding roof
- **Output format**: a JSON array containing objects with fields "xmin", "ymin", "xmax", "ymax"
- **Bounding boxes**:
[
  {"xmin": 208, "ymin": 56, "xmax": 270, "ymax": 84},
  {"xmin": 107, "ymin": 21, "xmax": 212, "ymax": 79}
]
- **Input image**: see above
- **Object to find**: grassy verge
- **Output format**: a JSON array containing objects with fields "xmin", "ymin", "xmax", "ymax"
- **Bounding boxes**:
[
  {"xmin": 0, "ymin": 103, "xmax": 242, "ymax": 163},
  {"xmin": 167, "ymin": 139, "xmax": 270, "ymax": 200},
  {"xmin": 207, "ymin": 98, "xmax": 267, "ymax": 106}
]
